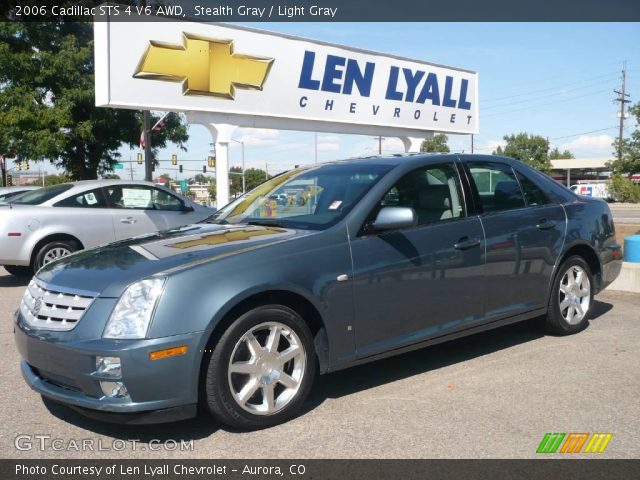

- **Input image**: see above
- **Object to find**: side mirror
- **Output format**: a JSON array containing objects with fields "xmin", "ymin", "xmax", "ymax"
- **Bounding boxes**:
[
  {"xmin": 371, "ymin": 206, "xmax": 417, "ymax": 231},
  {"xmin": 181, "ymin": 204, "xmax": 195, "ymax": 213}
]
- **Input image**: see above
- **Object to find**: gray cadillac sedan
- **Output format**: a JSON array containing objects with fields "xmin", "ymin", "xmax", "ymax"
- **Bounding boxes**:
[{"xmin": 14, "ymin": 154, "xmax": 622, "ymax": 430}]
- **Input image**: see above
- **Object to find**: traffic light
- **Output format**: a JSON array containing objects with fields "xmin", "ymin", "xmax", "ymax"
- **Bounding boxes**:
[
  {"xmin": 207, "ymin": 156, "xmax": 215, "ymax": 168},
  {"xmin": 137, "ymin": 153, "xmax": 143, "ymax": 165},
  {"xmin": 6, "ymin": 174, "xmax": 12, "ymax": 186},
  {"xmin": 202, "ymin": 166, "xmax": 207, "ymax": 173},
  {"xmin": 179, "ymin": 165, "xmax": 183, "ymax": 173},
  {"xmin": 16, "ymin": 162, "xmax": 21, "ymax": 171},
  {"xmin": 171, "ymin": 154, "xmax": 177, "ymax": 165},
  {"xmin": 23, "ymin": 161, "xmax": 29, "ymax": 171}
]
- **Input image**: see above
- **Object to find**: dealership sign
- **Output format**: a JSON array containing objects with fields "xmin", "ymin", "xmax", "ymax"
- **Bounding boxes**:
[{"xmin": 95, "ymin": 20, "xmax": 478, "ymax": 136}]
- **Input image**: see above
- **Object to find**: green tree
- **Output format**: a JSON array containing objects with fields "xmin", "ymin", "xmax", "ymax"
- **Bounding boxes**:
[
  {"xmin": 191, "ymin": 173, "xmax": 211, "ymax": 184},
  {"xmin": 207, "ymin": 181, "xmax": 217, "ymax": 204},
  {"xmin": 609, "ymin": 173, "xmax": 640, "ymax": 203},
  {"xmin": 610, "ymin": 102, "xmax": 640, "ymax": 175},
  {"xmin": 244, "ymin": 168, "xmax": 270, "ymax": 191},
  {"xmin": 420, "ymin": 134, "xmax": 450, "ymax": 153},
  {"xmin": 156, "ymin": 173, "xmax": 173, "ymax": 186},
  {"xmin": 493, "ymin": 133, "xmax": 552, "ymax": 172},
  {"xmin": 102, "ymin": 173, "xmax": 121, "ymax": 180},
  {"xmin": 0, "ymin": 22, "xmax": 188, "ymax": 180},
  {"xmin": 549, "ymin": 147, "xmax": 574, "ymax": 159},
  {"xmin": 229, "ymin": 166, "xmax": 244, "ymax": 197}
]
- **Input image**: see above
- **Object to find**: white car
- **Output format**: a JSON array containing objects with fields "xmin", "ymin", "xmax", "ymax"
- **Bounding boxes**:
[
  {"xmin": 0, "ymin": 180, "xmax": 214, "ymax": 275},
  {"xmin": 0, "ymin": 186, "xmax": 39, "ymax": 203}
]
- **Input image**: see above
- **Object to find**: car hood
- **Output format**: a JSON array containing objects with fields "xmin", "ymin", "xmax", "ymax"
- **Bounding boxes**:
[{"xmin": 36, "ymin": 223, "xmax": 313, "ymax": 297}]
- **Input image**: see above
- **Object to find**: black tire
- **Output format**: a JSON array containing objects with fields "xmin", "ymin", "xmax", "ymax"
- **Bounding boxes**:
[
  {"xmin": 544, "ymin": 255, "xmax": 594, "ymax": 335},
  {"xmin": 3, "ymin": 265, "xmax": 32, "ymax": 277},
  {"xmin": 204, "ymin": 305, "xmax": 317, "ymax": 430},
  {"xmin": 33, "ymin": 240, "xmax": 79, "ymax": 273}
]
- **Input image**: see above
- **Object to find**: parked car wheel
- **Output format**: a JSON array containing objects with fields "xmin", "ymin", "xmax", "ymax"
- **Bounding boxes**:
[
  {"xmin": 204, "ymin": 305, "xmax": 316, "ymax": 430},
  {"xmin": 3, "ymin": 265, "xmax": 32, "ymax": 277},
  {"xmin": 544, "ymin": 255, "xmax": 594, "ymax": 335},
  {"xmin": 33, "ymin": 240, "xmax": 79, "ymax": 273}
]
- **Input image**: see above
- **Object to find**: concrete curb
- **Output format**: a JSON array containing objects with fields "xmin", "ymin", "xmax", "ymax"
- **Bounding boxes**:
[{"xmin": 607, "ymin": 262, "xmax": 640, "ymax": 293}]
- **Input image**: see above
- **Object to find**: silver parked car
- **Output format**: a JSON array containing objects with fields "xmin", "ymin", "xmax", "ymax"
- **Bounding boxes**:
[
  {"xmin": 0, "ymin": 186, "xmax": 39, "ymax": 203},
  {"xmin": 0, "ymin": 180, "xmax": 212, "ymax": 275}
]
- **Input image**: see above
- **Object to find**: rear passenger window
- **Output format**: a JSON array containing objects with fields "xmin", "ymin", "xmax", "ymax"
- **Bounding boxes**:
[
  {"xmin": 468, "ymin": 162, "xmax": 525, "ymax": 213},
  {"xmin": 515, "ymin": 171, "xmax": 550, "ymax": 206},
  {"xmin": 54, "ymin": 189, "xmax": 107, "ymax": 208}
]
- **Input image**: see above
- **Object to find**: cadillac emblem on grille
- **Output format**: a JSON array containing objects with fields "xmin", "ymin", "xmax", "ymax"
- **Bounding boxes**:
[{"xmin": 32, "ymin": 297, "xmax": 42, "ymax": 315}]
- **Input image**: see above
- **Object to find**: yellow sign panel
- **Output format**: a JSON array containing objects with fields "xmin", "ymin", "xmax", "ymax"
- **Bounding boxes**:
[{"xmin": 134, "ymin": 33, "xmax": 274, "ymax": 99}]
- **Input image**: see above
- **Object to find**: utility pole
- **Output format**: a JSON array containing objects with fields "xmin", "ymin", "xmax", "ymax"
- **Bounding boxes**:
[
  {"xmin": 378, "ymin": 135, "xmax": 382, "ymax": 154},
  {"xmin": 471, "ymin": 134, "xmax": 474, "ymax": 154},
  {"xmin": 143, "ymin": 111, "xmax": 153, "ymax": 181},
  {"xmin": 614, "ymin": 62, "xmax": 631, "ymax": 162}
]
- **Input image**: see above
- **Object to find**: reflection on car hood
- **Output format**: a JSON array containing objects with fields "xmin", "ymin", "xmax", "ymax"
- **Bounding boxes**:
[{"xmin": 36, "ymin": 223, "xmax": 312, "ymax": 297}]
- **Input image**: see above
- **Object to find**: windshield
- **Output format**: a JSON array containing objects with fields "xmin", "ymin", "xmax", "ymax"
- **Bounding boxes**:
[
  {"xmin": 10, "ymin": 184, "xmax": 73, "ymax": 205},
  {"xmin": 204, "ymin": 163, "xmax": 394, "ymax": 230}
]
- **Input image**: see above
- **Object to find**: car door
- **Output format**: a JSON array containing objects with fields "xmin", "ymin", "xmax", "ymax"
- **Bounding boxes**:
[
  {"xmin": 149, "ymin": 187, "xmax": 204, "ymax": 229},
  {"xmin": 103, "ymin": 185, "xmax": 169, "ymax": 240},
  {"xmin": 463, "ymin": 159, "xmax": 566, "ymax": 319},
  {"xmin": 349, "ymin": 161, "xmax": 486, "ymax": 358},
  {"xmin": 51, "ymin": 187, "xmax": 116, "ymax": 248}
]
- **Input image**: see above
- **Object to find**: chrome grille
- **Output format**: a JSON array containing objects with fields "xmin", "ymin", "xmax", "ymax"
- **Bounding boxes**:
[{"xmin": 19, "ymin": 279, "xmax": 95, "ymax": 331}]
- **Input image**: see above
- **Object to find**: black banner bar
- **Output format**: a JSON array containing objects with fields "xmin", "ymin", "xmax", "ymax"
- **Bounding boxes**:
[
  {"xmin": 1, "ymin": 459, "xmax": 639, "ymax": 480},
  {"xmin": 3, "ymin": 0, "xmax": 640, "ymax": 22}
]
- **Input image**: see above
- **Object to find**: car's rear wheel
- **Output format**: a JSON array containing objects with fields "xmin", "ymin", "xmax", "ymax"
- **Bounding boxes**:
[
  {"xmin": 544, "ymin": 255, "xmax": 593, "ymax": 335},
  {"xmin": 3, "ymin": 265, "xmax": 32, "ymax": 277},
  {"xmin": 203, "ymin": 305, "xmax": 316, "ymax": 430},
  {"xmin": 33, "ymin": 240, "xmax": 79, "ymax": 273}
]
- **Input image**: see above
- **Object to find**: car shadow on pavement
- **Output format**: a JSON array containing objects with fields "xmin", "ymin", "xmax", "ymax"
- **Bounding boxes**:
[
  {"xmin": 41, "ymin": 299, "xmax": 614, "ymax": 439},
  {"xmin": 305, "ymin": 299, "xmax": 614, "ymax": 411},
  {"xmin": 42, "ymin": 398, "xmax": 220, "ymax": 441},
  {"xmin": 0, "ymin": 273, "xmax": 30, "ymax": 288}
]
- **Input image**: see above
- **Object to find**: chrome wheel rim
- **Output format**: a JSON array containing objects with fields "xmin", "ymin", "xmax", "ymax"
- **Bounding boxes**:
[
  {"xmin": 42, "ymin": 247, "xmax": 71, "ymax": 266},
  {"xmin": 559, "ymin": 266, "xmax": 590, "ymax": 325},
  {"xmin": 228, "ymin": 321, "xmax": 306, "ymax": 416}
]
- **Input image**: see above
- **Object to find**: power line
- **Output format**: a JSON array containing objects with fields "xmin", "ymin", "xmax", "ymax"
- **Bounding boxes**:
[
  {"xmin": 483, "ymin": 78, "xmax": 618, "ymax": 110},
  {"xmin": 482, "ymin": 88, "xmax": 612, "ymax": 118},
  {"xmin": 549, "ymin": 126, "xmax": 618, "ymax": 140},
  {"xmin": 482, "ymin": 72, "xmax": 618, "ymax": 102}
]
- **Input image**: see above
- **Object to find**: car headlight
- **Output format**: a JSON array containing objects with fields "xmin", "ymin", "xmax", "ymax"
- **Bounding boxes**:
[{"xmin": 103, "ymin": 277, "xmax": 166, "ymax": 339}]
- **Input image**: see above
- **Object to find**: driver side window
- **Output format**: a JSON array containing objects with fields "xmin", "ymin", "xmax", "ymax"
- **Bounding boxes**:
[{"xmin": 378, "ymin": 163, "xmax": 465, "ymax": 226}]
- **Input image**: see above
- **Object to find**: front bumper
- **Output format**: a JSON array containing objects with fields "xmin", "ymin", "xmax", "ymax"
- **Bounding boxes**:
[{"xmin": 14, "ymin": 311, "xmax": 204, "ymax": 424}]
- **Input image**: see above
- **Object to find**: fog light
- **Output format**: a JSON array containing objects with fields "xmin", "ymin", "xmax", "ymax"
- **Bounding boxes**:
[
  {"xmin": 96, "ymin": 356, "xmax": 121, "ymax": 377},
  {"xmin": 100, "ymin": 381, "xmax": 129, "ymax": 398}
]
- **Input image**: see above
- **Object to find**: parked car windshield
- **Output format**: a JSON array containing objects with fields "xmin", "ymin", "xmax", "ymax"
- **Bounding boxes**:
[
  {"xmin": 10, "ymin": 184, "xmax": 73, "ymax": 205},
  {"xmin": 203, "ymin": 163, "xmax": 394, "ymax": 230}
]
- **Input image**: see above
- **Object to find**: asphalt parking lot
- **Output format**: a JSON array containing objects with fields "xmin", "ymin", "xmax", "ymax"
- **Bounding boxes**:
[{"xmin": 1, "ymin": 268, "xmax": 638, "ymax": 459}]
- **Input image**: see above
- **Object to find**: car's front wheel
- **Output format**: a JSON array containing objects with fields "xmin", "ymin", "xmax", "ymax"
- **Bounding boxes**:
[
  {"xmin": 33, "ymin": 239, "xmax": 79, "ymax": 273},
  {"xmin": 544, "ymin": 255, "xmax": 594, "ymax": 335},
  {"xmin": 204, "ymin": 305, "xmax": 316, "ymax": 430}
]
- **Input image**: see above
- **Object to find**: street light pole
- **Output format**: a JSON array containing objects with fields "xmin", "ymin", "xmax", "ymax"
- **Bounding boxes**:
[{"xmin": 231, "ymin": 139, "xmax": 246, "ymax": 193}]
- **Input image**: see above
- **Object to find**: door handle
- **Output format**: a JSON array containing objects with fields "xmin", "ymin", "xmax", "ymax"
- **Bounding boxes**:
[
  {"xmin": 454, "ymin": 237, "xmax": 481, "ymax": 250},
  {"xmin": 120, "ymin": 217, "xmax": 136, "ymax": 224},
  {"xmin": 536, "ymin": 219, "xmax": 555, "ymax": 230}
]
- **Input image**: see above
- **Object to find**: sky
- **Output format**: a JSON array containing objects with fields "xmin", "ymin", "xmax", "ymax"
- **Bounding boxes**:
[{"xmin": 90, "ymin": 22, "xmax": 640, "ymax": 178}]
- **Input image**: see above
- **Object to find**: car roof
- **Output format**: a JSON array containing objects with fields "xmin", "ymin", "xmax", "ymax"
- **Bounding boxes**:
[{"xmin": 318, "ymin": 153, "xmax": 520, "ymax": 169}]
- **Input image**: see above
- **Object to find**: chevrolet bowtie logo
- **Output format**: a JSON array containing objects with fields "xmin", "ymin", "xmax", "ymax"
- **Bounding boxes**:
[{"xmin": 133, "ymin": 33, "xmax": 274, "ymax": 99}]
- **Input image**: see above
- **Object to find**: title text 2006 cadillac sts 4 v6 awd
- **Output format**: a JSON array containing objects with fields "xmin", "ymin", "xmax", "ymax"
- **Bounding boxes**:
[{"xmin": 14, "ymin": 154, "xmax": 622, "ymax": 430}]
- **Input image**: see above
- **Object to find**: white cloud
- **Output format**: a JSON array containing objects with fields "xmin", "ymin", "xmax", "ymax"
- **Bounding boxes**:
[
  {"xmin": 234, "ymin": 128, "xmax": 280, "ymax": 146},
  {"xmin": 317, "ymin": 142, "xmax": 340, "ymax": 152},
  {"xmin": 559, "ymin": 134, "xmax": 615, "ymax": 157},
  {"xmin": 482, "ymin": 139, "xmax": 506, "ymax": 154}
]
